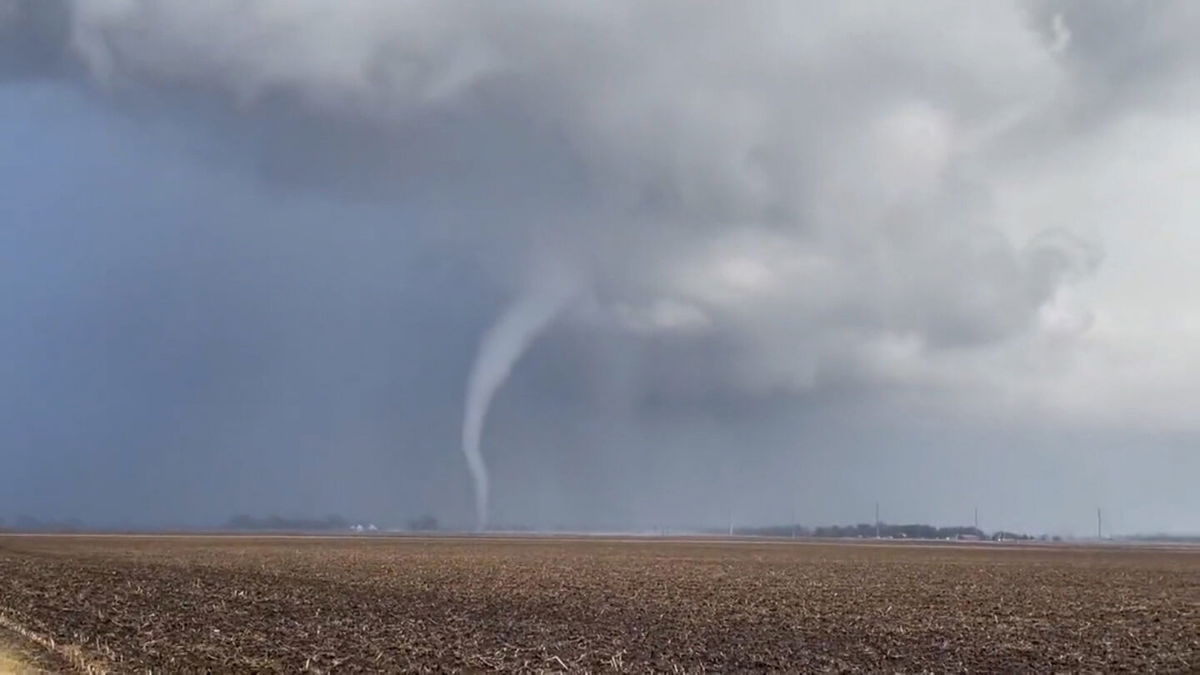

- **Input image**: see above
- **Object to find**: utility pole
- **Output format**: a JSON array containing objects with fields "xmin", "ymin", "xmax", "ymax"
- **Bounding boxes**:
[
  {"xmin": 875, "ymin": 502, "xmax": 880, "ymax": 539},
  {"xmin": 974, "ymin": 506, "xmax": 979, "ymax": 532},
  {"xmin": 1097, "ymin": 508, "xmax": 1102, "ymax": 540}
]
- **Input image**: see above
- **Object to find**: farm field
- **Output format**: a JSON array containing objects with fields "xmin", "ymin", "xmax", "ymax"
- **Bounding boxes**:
[{"xmin": 0, "ymin": 534, "xmax": 1197, "ymax": 672}]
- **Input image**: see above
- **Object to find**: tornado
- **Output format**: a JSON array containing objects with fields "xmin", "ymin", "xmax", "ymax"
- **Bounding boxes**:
[{"xmin": 462, "ymin": 276, "xmax": 576, "ymax": 531}]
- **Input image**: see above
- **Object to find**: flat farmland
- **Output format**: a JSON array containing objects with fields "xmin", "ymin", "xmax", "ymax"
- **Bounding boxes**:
[{"xmin": 0, "ymin": 535, "xmax": 1196, "ymax": 672}]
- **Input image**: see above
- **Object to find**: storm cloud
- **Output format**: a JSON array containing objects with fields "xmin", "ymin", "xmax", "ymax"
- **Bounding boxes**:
[{"xmin": 1, "ymin": 1, "xmax": 1198, "ymax": 534}]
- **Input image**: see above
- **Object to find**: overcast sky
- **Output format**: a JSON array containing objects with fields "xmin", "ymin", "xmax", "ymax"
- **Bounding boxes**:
[{"xmin": 2, "ymin": 1, "xmax": 1198, "ymax": 535}]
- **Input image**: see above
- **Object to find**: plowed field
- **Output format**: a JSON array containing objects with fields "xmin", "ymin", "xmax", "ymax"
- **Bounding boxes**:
[{"xmin": 0, "ymin": 535, "xmax": 1196, "ymax": 672}]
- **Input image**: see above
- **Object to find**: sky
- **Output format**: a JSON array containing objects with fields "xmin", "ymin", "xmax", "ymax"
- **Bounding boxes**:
[{"xmin": 1, "ymin": 0, "xmax": 1198, "ymax": 535}]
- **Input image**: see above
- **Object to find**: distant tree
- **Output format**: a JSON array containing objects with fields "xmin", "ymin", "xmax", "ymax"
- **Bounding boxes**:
[
  {"xmin": 735, "ymin": 524, "xmax": 812, "ymax": 537},
  {"xmin": 227, "ymin": 514, "xmax": 255, "ymax": 530},
  {"xmin": 15, "ymin": 515, "xmax": 41, "ymax": 530},
  {"xmin": 407, "ymin": 514, "xmax": 439, "ymax": 531},
  {"xmin": 225, "ymin": 514, "xmax": 353, "ymax": 532},
  {"xmin": 7, "ymin": 515, "xmax": 85, "ymax": 533}
]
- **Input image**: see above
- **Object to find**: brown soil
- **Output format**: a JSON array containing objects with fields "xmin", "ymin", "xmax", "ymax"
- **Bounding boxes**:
[{"xmin": 0, "ymin": 534, "xmax": 1196, "ymax": 672}]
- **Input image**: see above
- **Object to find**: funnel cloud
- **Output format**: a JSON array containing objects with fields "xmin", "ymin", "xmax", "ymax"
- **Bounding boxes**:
[{"xmin": 463, "ymin": 274, "xmax": 578, "ymax": 531}]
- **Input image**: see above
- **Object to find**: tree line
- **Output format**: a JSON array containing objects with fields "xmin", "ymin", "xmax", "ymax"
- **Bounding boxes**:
[{"xmin": 736, "ymin": 522, "xmax": 1037, "ymax": 540}]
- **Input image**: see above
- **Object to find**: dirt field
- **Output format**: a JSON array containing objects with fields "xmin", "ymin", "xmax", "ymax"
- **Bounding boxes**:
[{"xmin": 0, "ymin": 534, "xmax": 1196, "ymax": 672}]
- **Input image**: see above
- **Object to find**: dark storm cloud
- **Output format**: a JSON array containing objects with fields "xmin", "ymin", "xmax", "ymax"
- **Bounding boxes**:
[
  {"xmin": 6, "ymin": 1, "xmax": 1081, "ymax": 392},
  {"xmin": 1, "ymin": 1, "xmax": 1199, "ymax": 533},
  {"xmin": 0, "ymin": 0, "xmax": 71, "ymax": 80}
]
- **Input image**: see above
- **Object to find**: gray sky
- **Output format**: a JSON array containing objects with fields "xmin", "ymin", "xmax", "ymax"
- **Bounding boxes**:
[{"xmin": 2, "ymin": 0, "xmax": 1198, "ymax": 535}]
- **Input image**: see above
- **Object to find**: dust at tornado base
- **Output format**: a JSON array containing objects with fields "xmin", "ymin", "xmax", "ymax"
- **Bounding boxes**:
[{"xmin": 0, "ymin": 534, "xmax": 1196, "ymax": 672}]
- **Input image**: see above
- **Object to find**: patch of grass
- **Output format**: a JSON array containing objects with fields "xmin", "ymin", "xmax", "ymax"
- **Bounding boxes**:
[{"xmin": 0, "ymin": 651, "xmax": 25, "ymax": 675}]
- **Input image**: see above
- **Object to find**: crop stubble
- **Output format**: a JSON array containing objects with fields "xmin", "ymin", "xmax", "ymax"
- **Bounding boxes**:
[{"xmin": 0, "ymin": 535, "xmax": 1196, "ymax": 672}]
